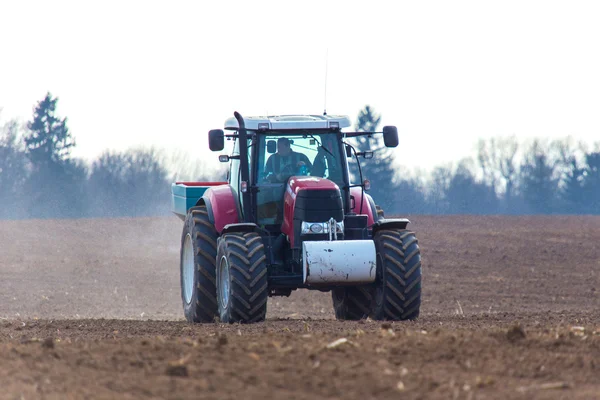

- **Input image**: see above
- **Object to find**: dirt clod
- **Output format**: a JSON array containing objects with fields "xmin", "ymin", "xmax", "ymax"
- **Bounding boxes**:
[
  {"xmin": 217, "ymin": 334, "xmax": 228, "ymax": 347},
  {"xmin": 42, "ymin": 337, "xmax": 55, "ymax": 349},
  {"xmin": 506, "ymin": 325, "xmax": 526, "ymax": 342},
  {"xmin": 165, "ymin": 364, "xmax": 189, "ymax": 377}
]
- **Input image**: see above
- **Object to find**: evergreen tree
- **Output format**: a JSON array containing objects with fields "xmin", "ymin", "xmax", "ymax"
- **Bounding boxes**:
[
  {"xmin": 23, "ymin": 93, "xmax": 85, "ymax": 218},
  {"xmin": 349, "ymin": 105, "xmax": 400, "ymax": 213},
  {"xmin": 25, "ymin": 92, "xmax": 75, "ymax": 167},
  {"xmin": 582, "ymin": 152, "xmax": 600, "ymax": 214},
  {"xmin": 445, "ymin": 161, "xmax": 498, "ymax": 214},
  {"xmin": 519, "ymin": 140, "xmax": 559, "ymax": 214},
  {"xmin": 561, "ymin": 158, "xmax": 586, "ymax": 213},
  {"xmin": 395, "ymin": 178, "xmax": 429, "ymax": 214}
]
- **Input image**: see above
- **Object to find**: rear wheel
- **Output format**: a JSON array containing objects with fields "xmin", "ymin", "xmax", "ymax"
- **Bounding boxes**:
[
  {"xmin": 180, "ymin": 206, "xmax": 218, "ymax": 322},
  {"xmin": 217, "ymin": 232, "xmax": 269, "ymax": 323},
  {"xmin": 332, "ymin": 286, "xmax": 373, "ymax": 320},
  {"xmin": 371, "ymin": 229, "xmax": 422, "ymax": 320}
]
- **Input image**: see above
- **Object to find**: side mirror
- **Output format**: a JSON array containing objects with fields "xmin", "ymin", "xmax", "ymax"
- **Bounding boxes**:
[
  {"xmin": 345, "ymin": 145, "xmax": 353, "ymax": 158},
  {"xmin": 382, "ymin": 126, "xmax": 399, "ymax": 148},
  {"xmin": 356, "ymin": 151, "xmax": 373, "ymax": 159},
  {"xmin": 209, "ymin": 129, "xmax": 225, "ymax": 151},
  {"xmin": 218, "ymin": 155, "xmax": 230, "ymax": 163},
  {"xmin": 267, "ymin": 140, "xmax": 277, "ymax": 154}
]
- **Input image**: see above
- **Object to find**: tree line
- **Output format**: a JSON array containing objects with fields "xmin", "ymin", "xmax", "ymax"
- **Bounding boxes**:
[
  {"xmin": 351, "ymin": 106, "xmax": 600, "ymax": 215},
  {"xmin": 0, "ymin": 93, "xmax": 218, "ymax": 219},
  {"xmin": 1, "ymin": 95, "xmax": 598, "ymax": 219}
]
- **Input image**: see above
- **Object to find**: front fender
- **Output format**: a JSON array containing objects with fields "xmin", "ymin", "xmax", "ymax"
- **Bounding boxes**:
[
  {"xmin": 372, "ymin": 218, "xmax": 411, "ymax": 235},
  {"xmin": 349, "ymin": 187, "xmax": 376, "ymax": 225},
  {"xmin": 221, "ymin": 223, "xmax": 260, "ymax": 235}
]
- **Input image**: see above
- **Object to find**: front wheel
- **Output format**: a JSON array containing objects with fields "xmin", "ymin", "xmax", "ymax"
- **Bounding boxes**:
[
  {"xmin": 216, "ymin": 232, "xmax": 269, "ymax": 323},
  {"xmin": 371, "ymin": 229, "xmax": 422, "ymax": 320}
]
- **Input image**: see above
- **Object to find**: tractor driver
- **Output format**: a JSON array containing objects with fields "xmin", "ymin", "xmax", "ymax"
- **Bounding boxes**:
[
  {"xmin": 259, "ymin": 138, "xmax": 312, "ymax": 224},
  {"xmin": 264, "ymin": 137, "xmax": 312, "ymax": 182}
]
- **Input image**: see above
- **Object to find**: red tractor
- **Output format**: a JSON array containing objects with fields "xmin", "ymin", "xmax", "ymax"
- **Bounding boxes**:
[{"xmin": 171, "ymin": 112, "xmax": 421, "ymax": 323}]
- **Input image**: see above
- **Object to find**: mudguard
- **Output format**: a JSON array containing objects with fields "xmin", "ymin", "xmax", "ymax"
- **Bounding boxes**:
[
  {"xmin": 221, "ymin": 223, "xmax": 260, "ymax": 235},
  {"xmin": 349, "ymin": 187, "xmax": 376, "ymax": 226},
  {"xmin": 372, "ymin": 218, "xmax": 411, "ymax": 235},
  {"xmin": 196, "ymin": 185, "xmax": 240, "ymax": 233}
]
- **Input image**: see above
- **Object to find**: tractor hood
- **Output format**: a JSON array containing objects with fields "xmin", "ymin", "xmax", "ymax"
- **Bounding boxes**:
[
  {"xmin": 282, "ymin": 177, "xmax": 344, "ymax": 248},
  {"xmin": 285, "ymin": 177, "xmax": 340, "ymax": 199}
]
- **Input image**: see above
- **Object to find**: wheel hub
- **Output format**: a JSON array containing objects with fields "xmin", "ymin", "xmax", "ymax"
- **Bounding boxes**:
[
  {"xmin": 182, "ymin": 233, "xmax": 194, "ymax": 304},
  {"xmin": 219, "ymin": 256, "xmax": 230, "ymax": 310}
]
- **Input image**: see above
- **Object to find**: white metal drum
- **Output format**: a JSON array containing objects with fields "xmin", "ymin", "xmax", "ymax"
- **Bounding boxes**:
[{"xmin": 302, "ymin": 240, "xmax": 377, "ymax": 285}]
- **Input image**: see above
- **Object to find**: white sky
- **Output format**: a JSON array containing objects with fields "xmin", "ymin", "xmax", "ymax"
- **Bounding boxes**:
[{"xmin": 1, "ymin": 0, "xmax": 599, "ymax": 173}]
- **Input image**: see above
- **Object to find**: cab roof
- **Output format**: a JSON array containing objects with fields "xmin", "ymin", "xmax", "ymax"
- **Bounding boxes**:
[{"xmin": 224, "ymin": 114, "xmax": 352, "ymax": 131}]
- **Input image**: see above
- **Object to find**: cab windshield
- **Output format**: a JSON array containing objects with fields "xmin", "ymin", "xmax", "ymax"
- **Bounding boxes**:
[{"xmin": 254, "ymin": 132, "xmax": 345, "ymax": 225}]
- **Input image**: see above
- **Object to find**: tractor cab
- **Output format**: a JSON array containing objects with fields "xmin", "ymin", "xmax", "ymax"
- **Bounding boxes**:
[
  {"xmin": 212, "ymin": 114, "xmax": 355, "ymax": 232},
  {"xmin": 254, "ymin": 131, "xmax": 347, "ymax": 226}
]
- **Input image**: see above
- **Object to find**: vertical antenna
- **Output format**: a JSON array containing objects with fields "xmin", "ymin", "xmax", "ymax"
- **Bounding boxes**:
[{"xmin": 323, "ymin": 48, "xmax": 329, "ymax": 115}]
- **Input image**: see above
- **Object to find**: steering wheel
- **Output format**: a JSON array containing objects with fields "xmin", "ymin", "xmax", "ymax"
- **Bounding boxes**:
[
  {"xmin": 262, "ymin": 164, "xmax": 300, "ymax": 183},
  {"xmin": 280, "ymin": 164, "xmax": 295, "ymax": 175}
]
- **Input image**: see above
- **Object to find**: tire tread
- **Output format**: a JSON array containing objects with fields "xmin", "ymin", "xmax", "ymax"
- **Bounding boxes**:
[
  {"xmin": 218, "ymin": 232, "xmax": 268, "ymax": 323},
  {"xmin": 181, "ymin": 205, "xmax": 218, "ymax": 323},
  {"xmin": 372, "ymin": 229, "xmax": 422, "ymax": 321}
]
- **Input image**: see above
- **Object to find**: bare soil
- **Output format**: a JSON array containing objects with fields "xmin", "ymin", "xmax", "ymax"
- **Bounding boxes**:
[{"xmin": 1, "ymin": 215, "xmax": 599, "ymax": 399}]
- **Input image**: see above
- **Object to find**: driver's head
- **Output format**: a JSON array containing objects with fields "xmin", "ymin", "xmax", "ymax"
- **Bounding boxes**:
[{"xmin": 277, "ymin": 138, "xmax": 292, "ymax": 156}]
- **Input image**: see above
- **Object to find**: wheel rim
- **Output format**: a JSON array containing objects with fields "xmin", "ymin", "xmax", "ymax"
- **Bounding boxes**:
[
  {"xmin": 182, "ymin": 233, "xmax": 194, "ymax": 305},
  {"xmin": 219, "ymin": 256, "xmax": 230, "ymax": 311}
]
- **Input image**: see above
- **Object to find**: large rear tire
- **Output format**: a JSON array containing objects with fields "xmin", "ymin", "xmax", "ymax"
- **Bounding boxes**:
[
  {"xmin": 331, "ymin": 286, "xmax": 373, "ymax": 320},
  {"xmin": 371, "ymin": 229, "xmax": 422, "ymax": 320},
  {"xmin": 180, "ymin": 206, "xmax": 218, "ymax": 323},
  {"xmin": 217, "ymin": 232, "xmax": 269, "ymax": 323}
]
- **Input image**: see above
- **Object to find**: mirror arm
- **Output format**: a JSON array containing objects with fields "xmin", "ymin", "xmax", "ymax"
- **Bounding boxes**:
[{"xmin": 344, "ymin": 131, "xmax": 383, "ymax": 138}]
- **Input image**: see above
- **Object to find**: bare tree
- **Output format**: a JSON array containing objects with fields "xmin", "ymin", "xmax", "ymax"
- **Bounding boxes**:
[
  {"xmin": 165, "ymin": 149, "xmax": 226, "ymax": 182},
  {"xmin": 477, "ymin": 136, "xmax": 519, "ymax": 205},
  {"xmin": 88, "ymin": 147, "xmax": 171, "ymax": 217},
  {"xmin": 426, "ymin": 164, "xmax": 453, "ymax": 214},
  {"xmin": 0, "ymin": 118, "xmax": 29, "ymax": 218}
]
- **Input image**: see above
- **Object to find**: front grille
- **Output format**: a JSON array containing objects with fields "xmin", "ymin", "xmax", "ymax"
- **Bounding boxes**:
[
  {"xmin": 294, "ymin": 189, "xmax": 343, "ymax": 222},
  {"xmin": 292, "ymin": 188, "xmax": 344, "ymax": 248}
]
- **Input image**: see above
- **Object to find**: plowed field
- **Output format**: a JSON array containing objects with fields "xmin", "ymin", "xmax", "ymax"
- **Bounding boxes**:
[{"xmin": 1, "ymin": 216, "xmax": 599, "ymax": 399}]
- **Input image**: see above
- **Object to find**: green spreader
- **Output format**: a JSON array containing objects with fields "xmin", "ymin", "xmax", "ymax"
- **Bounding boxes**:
[{"xmin": 171, "ymin": 182, "xmax": 224, "ymax": 221}]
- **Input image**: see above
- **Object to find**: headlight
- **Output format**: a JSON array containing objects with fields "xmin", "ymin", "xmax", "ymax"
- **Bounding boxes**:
[
  {"xmin": 301, "ymin": 221, "xmax": 344, "ymax": 235},
  {"xmin": 310, "ymin": 223, "xmax": 323, "ymax": 233}
]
